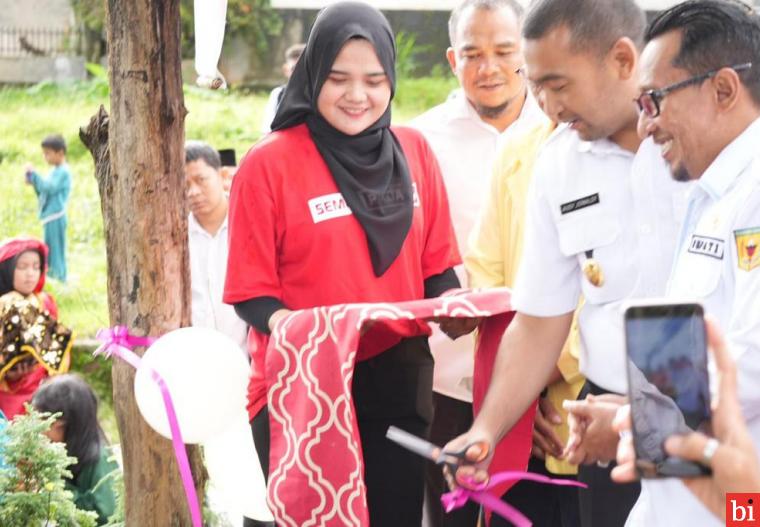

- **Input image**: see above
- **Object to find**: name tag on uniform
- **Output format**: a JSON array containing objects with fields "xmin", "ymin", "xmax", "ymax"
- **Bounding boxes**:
[
  {"xmin": 308, "ymin": 185, "xmax": 420, "ymax": 224},
  {"xmin": 560, "ymin": 193, "xmax": 599, "ymax": 215},
  {"xmin": 688, "ymin": 235, "xmax": 724, "ymax": 259},
  {"xmin": 309, "ymin": 193, "xmax": 352, "ymax": 223}
]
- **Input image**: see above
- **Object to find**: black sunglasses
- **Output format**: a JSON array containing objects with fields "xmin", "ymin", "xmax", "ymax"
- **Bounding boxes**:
[{"xmin": 635, "ymin": 62, "xmax": 753, "ymax": 118}]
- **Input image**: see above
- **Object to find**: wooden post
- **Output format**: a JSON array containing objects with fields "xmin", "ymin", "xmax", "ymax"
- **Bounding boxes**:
[{"xmin": 80, "ymin": 0, "xmax": 206, "ymax": 524}]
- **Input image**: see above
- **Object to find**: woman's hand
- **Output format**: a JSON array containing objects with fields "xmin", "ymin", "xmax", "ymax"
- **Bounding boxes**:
[{"xmin": 268, "ymin": 309, "xmax": 293, "ymax": 333}]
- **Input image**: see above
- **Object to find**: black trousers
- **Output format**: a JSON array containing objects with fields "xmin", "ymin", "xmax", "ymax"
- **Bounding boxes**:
[
  {"xmin": 245, "ymin": 336, "xmax": 434, "ymax": 527},
  {"xmin": 424, "ymin": 392, "xmax": 480, "ymax": 527},
  {"xmin": 577, "ymin": 381, "xmax": 641, "ymax": 527},
  {"xmin": 495, "ymin": 456, "xmax": 581, "ymax": 527}
]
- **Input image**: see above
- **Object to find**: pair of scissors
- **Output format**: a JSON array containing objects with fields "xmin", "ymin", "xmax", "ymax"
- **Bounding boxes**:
[{"xmin": 385, "ymin": 425, "xmax": 490, "ymax": 475}]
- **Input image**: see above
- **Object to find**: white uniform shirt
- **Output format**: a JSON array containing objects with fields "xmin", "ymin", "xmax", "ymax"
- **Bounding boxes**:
[
  {"xmin": 627, "ymin": 118, "xmax": 760, "ymax": 527},
  {"xmin": 513, "ymin": 127, "xmax": 689, "ymax": 393},
  {"xmin": 410, "ymin": 90, "xmax": 548, "ymax": 402},
  {"xmin": 189, "ymin": 213, "xmax": 249, "ymax": 355}
]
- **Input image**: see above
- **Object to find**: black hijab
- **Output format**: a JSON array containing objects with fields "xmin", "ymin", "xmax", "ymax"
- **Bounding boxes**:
[{"xmin": 271, "ymin": 1, "xmax": 413, "ymax": 277}]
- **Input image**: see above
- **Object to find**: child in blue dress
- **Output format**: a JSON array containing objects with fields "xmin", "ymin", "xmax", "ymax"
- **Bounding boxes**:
[{"xmin": 25, "ymin": 134, "xmax": 72, "ymax": 282}]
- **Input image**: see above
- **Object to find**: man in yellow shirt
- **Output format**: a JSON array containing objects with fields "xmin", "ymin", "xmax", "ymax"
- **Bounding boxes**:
[{"xmin": 466, "ymin": 119, "xmax": 585, "ymax": 526}]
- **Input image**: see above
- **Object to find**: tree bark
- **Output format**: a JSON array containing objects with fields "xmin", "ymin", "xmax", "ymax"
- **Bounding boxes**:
[{"xmin": 80, "ymin": 1, "xmax": 205, "ymax": 525}]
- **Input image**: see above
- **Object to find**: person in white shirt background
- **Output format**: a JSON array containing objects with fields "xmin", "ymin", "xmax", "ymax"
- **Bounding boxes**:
[
  {"xmin": 260, "ymin": 43, "xmax": 305, "ymax": 135},
  {"xmin": 185, "ymin": 141, "xmax": 272, "ymax": 527},
  {"xmin": 410, "ymin": 1, "xmax": 550, "ymax": 525},
  {"xmin": 572, "ymin": 1, "xmax": 760, "ymax": 525},
  {"xmin": 185, "ymin": 141, "xmax": 249, "ymax": 354},
  {"xmin": 443, "ymin": 0, "xmax": 690, "ymax": 525}
]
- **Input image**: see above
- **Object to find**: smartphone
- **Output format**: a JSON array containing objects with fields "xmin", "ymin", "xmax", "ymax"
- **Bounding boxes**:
[{"xmin": 624, "ymin": 301, "xmax": 711, "ymax": 478}]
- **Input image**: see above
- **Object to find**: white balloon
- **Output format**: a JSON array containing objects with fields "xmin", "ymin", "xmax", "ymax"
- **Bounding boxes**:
[
  {"xmin": 204, "ymin": 412, "xmax": 273, "ymax": 522},
  {"xmin": 134, "ymin": 327, "xmax": 249, "ymax": 444}
]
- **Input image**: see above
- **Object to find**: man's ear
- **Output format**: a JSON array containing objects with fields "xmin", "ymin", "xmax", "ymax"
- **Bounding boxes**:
[
  {"xmin": 608, "ymin": 37, "xmax": 638, "ymax": 81},
  {"xmin": 712, "ymin": 67, "xmax": 742, "ymax": 112},
  {"xmin": 446, "ymin": 47, "xmax": 457, "ymax": 74}
]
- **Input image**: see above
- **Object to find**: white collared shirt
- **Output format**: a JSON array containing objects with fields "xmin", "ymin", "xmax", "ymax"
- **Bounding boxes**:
[
  {"xmin": 188, "ymin": 213, "xmax": 249, "ymax": 356},
  {"xmin": 410, "ymin": 90, "xmax": 549, "ymax": 402},
  {"xmin": 512, "ymin": 127, "xmax": 690, "ymax": 393},
  {"xmin": 627, "ymin": 118, "xmax": 760, "ymax": 527}
]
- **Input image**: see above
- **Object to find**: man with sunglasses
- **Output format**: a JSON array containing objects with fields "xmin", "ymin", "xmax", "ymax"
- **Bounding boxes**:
[
  {"xmin": 624, "ymin": 1, "xmax": 760, "ymax": 525},
  {"xmin": 443, "ymin": 0, "xmax": 691, "ymax": 525}
]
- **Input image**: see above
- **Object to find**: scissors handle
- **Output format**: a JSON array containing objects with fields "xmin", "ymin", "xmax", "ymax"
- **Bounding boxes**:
[{"xmin": 437, "ymin": 440, "xmax": 490, "ymax": 472}]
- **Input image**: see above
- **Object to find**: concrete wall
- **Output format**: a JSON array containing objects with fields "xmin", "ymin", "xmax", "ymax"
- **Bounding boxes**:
[
  {"xmin": 0, "ymin": 0, "xmax": 84, "ymax": 84},
  {"xmin": 0, "ymin": 55, "xmax": 85, "ymax": 83},
  {"xmin": 0, "ymin": 0, "xmax": 75, "ymax": 30}
]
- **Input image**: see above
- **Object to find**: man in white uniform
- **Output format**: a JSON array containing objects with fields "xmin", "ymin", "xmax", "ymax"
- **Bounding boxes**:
[
  {"xmin": 410, "ymin": 1, "xmax": 547, "ymax": 524},
  {"xmin": 626, "ymin": 1, "xmax": 760, "ymax": 524},
  {"xmin": 444, "ymin": 1, "xmax": 689, "ymax": 525}
]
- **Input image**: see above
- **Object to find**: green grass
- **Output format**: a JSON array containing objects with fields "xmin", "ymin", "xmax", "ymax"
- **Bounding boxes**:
[{"xmin": 0, "ymin": 76, "xmax": 455, "ymax": 440}]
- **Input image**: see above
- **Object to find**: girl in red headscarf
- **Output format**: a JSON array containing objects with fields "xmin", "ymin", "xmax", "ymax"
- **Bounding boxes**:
[{"xmin": 0, "ymin": 237, "xmax": 72, "ymax": 419}]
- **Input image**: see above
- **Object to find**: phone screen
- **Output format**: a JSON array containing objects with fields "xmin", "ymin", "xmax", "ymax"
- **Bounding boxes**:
[{"xmin": 625, "ymin": 304, "xmax": 711, "ymax": 477}]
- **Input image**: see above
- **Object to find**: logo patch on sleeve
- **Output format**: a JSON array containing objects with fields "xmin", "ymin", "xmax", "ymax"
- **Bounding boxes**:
[
  {"xmin": 688, "ymin": 235, "xmax": 725, "ymax": 259},
  {"xmin": 735, "ymin": 227, "xmax": 760, "ymax": 271},
  {"xmin": 560, "ymin": 193, "xmax": 600, "ymax": 214}
]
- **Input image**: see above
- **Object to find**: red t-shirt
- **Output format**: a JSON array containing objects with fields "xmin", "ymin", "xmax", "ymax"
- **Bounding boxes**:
[{"xmin": 224, "ymin": 124, "xmax": 461, "ymax": 418}]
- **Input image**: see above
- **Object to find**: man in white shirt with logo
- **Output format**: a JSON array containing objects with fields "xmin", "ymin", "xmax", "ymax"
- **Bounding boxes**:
[
  {"xmin": 410, "ymin": 1, "xmax": 547, "ymax": 524},
  {"xmin": 185, "ymin": 141, "xmax": 248, "ymax": 355},
  {"xmin": 625, "ymin": 1, "xmax": 760, "ymax": 525},
  {"xmin": 443, "ymin": 0, "xmax": 689, "ymax": 525}
]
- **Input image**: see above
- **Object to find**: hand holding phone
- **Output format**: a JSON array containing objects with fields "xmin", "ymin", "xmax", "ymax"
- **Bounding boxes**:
[{"xmin": 624, "ymin": 301, "xmax": 712, "ymax": 478}]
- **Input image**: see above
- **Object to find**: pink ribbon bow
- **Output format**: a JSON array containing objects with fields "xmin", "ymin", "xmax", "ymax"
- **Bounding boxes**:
[
  {"xmin": 441, "ymin": 471, "xmax": 587, "ymax": 527},
  {"xmin": 95, "ymin": 326, "xmax": 202, "ymax": 527}
]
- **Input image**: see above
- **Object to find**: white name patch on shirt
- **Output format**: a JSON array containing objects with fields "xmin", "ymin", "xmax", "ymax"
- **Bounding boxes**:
[
  {"xmin": 688, "ymin": 234, "xmax": 725, "ymax": 259},
  {"xmin": 309, "ymin": 193, "xmax": 352, "ymax": 223},
  {"xmin": 309, "ymin": 185, "xmax": 420, "ymax": 224}
]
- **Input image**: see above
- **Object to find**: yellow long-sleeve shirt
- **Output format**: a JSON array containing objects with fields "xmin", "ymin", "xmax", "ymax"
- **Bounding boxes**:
[{"xmin": 465, "ymin": 121, "xmax": 584, "ymax": 475}]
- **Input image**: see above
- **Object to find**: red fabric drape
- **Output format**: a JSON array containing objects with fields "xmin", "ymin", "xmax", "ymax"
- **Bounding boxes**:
[{"xmin": 264, "ymin": 289, "xmax": 535, "ymax": 526}]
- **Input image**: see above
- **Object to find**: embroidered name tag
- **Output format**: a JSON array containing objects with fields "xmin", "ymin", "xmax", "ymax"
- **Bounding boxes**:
[
  {"xmin": 560, "ymin": 193, "xmax": 600, "ymax": 215},
  {"xmin": 309, "ymin": 183, "xmax": 420, "ymax": 223},
  {"xmin": 309, "ymin": 185, "xmax": 420, "ymax": 224},
  {"xmin": 688, "ymin": 235, "xmax": 725, "ymax": 260},
  {"xmin": 309, "ymin": 193, "xmax": 352, "ymax": 223}
]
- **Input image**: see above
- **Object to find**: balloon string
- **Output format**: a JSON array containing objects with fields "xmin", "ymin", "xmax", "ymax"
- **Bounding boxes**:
[{"xmin": 95, "ymin": 326, "xmax": 203, "ymax": 527}]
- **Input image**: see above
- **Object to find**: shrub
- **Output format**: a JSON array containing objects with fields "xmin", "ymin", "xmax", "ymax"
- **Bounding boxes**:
[{"xmin": 0, "ymin": 408, "xmax": 98, "ymax": 527}]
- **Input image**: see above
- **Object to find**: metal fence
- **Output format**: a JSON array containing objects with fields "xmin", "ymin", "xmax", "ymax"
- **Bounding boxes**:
[{"xmin": 0, "ymin": 27, "xmax": 79, "ymax": 58}]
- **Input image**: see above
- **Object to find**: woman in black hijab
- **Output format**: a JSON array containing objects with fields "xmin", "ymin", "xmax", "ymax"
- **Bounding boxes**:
[{"xmin": 227, "ymin": 3, "xmax": 462, "ymax": 525}]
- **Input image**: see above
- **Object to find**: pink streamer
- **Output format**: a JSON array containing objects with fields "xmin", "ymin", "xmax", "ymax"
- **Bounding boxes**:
[
  {"xmin": 95, "ymin": 326, "xmax": 203, "ymax": 527},
  {"xmin": 441, "ymin": 471, "xmax": 588, "ymax": 527}
]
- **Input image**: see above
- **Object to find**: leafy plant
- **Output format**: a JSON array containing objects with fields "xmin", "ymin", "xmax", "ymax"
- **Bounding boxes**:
[
  {"xmin": 395, "ymin": 31, "xmax": 433, "ymax": 79},
  {"xmin": 0, "ymin": 408, "xmax": 98, "ymax": 527}
]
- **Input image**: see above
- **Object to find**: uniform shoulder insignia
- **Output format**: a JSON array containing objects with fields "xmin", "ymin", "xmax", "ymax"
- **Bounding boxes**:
[{"xmin": 735, "ymin": 227, "xmax": 760, "ymax": 271}]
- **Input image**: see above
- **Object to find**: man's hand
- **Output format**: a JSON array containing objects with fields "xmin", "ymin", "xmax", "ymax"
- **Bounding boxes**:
[
  {"xmin": 613, "ymin": 320, "xmax": 760, "ymax": 520},
  {"xmin": 533, "ymin": 396, "xmax": 564, "ymax": 459},
  {"xmin": 436, "ymin": 317, "xmax": 482, "ymax": 340},
  {"xmin": 439, "ymin": 428, "xmax": 494, "ymax": 490},
  {"xmin": 563, "ymin": 394, "xmax": 626, "ymax": 465}
]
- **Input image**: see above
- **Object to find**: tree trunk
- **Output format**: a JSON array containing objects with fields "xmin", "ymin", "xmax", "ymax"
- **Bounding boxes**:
[{"xmin": 80, "ymin": 1, "xmax": 206, "ymax": 525}]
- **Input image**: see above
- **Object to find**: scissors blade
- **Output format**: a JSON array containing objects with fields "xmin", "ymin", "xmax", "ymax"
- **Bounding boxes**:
[{"xmin": 386, "ymin": 426, "xmax": 439, "ymax": 461}]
